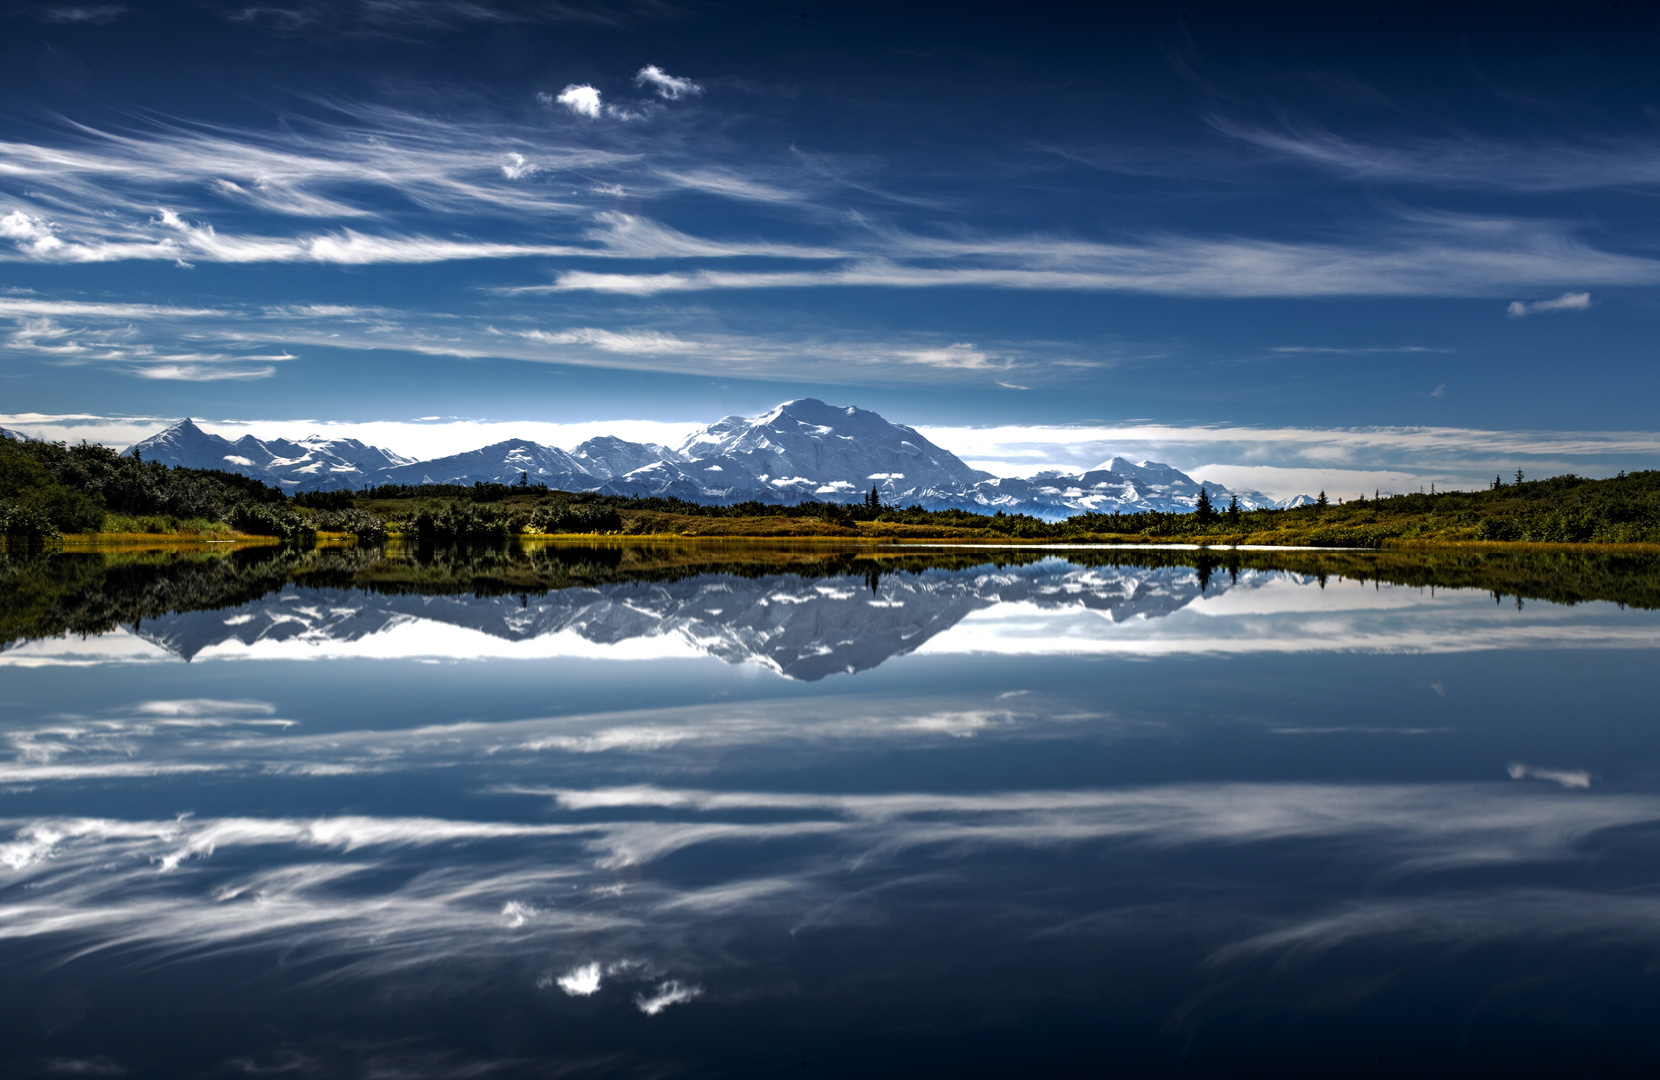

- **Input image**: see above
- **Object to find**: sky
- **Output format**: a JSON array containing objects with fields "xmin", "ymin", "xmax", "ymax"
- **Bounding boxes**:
[{"xmin": 2, "ymin": 1, "xmax": 1659, "ymax": 497}]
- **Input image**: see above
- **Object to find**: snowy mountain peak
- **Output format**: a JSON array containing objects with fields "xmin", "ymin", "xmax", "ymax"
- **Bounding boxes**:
[{"xmin": 675, "ymin": 398, "xmax": 990, "ymax": 501}]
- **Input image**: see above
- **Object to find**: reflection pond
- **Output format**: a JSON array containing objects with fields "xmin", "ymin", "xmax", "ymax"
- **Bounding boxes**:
[{"xmin": 2, "ymin": 541, "xmax": 1659, "ymax": 1077}]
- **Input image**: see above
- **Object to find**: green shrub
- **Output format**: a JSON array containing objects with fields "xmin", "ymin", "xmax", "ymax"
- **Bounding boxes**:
[{"xmin": 527, "ymin": 502, "xmax": 622, "ymax": 533}]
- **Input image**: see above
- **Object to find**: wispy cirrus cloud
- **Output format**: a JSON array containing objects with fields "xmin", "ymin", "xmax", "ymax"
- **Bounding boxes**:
[
  {"xmin": 1267, "ymin": 344, "xmax": 1452, "ymax": 355},
  {"xmin": 0, "ymin": 299, "xmax": 287, "ymax": 380},
  {"xmin": 534, "ymin": 223, "xmax": 1660, "ymax": 297},
  {"xmin": 1213, "ymin": 117, "xmax": 1660, "ymax": 192},
  {"xmin": 3, "ymin": 105, "xmax": 1650, "ymax": 303},
  {"xmin": 8, "ymin": 4, "xmax": 126, "ymax": 22},
  {"xmin": 0, "ymin": 288, "xmax": 1032, "ymax": 386},
  {"xmin": 220, "ymin": 0, "xmax": 665, "ymax": 36},
  {"xmin": 1507, "ymin": 291, "xmax": 1591, "ymax": 317}
]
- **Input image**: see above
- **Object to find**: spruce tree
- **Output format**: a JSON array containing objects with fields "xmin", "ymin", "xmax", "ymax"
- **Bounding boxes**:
[{"xmin": 1194, "ymin": 486, "xmax": 1216, "ymax": 524}]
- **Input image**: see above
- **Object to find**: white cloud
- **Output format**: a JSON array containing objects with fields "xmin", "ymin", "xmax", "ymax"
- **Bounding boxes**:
[
  {"xmin": 131, "ymin": 363, "xmax": 277, "ymax": 381},
  {"xmin": 552, "ymin": 84, "xmax": 604, "ymax": 119},
  {"xmin": 651, "ymin": 169, "xmax": 800, "ymax": 203},
  {"xmin": 634, "ymin": 979, "xmax": 700, "ymax": 1015},
  {"xmin": 1, "ymin": 210, "xmax": 70, "ymax": 255},
  {"xmin": 499, "ymin": 152, "xmax": 536, "ymax": 180},
  {"xmin": 555, "ymin": 961, "xmax": 602, "ymax": 995},
  {"xmin": 894, "ymin": 343, "xmax": 1003, "ymax": 370},
  {"xmin": 635, "ymin": 65, "xmax": 702, "ymax": 100},
  {"xmin": 1507, "ymin": 291, "xmax": 1592, "ymax": 317},
  {"xmin": 917, "ymin": 421, "xmax": 1660, "ymax": 497},
  {"xmin": 1183, "ymin": 465, "xmax": 1433, "ymax": 501},
  {"xmin": 1215, "ymin": 118, "xmax": 1660, "ymax": 193},
  {"xmin": 518, "ymin": 326, "xmax": 703, "ymax": 355},
  {"xmin": 1508, "ymin": 763, "xmax": 1592, "ymax": 789},
  {"xmin": 135, "ymin": 699, "xmax": 276, "ymax": 717},
  {"xmin": 542, "ymin": 231, "xmax": 1658, "ymax": 297}
]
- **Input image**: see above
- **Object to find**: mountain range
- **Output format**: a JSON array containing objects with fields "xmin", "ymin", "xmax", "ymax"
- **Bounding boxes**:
[{"xmin": 123, "ymin": 398, "xmax": 1307, "ymax": 517}]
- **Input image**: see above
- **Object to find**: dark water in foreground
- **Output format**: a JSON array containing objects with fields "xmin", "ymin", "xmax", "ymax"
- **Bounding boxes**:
[{"xmin": 2, "ymin": 542, "xmax": 1659, "ymax": 1078}]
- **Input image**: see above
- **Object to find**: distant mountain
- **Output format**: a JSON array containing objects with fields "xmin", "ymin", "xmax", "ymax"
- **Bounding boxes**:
[
  {"xmin": 676, "ymin": 398, "xmax": 992, "ymax": 503},
  {"xmin": 120, "ymin": 400, "xmax": 1309, "ymax": 513},
  {"xmin": 570, "ymin": 435, "xmax": 683, "ymax": 480},
  {"xmin": 375, "ymin": 438, "xmax": 591, "ymax": 489},
  {"xmin": 125, "ymin": 419, "xmax": 411, "ymax": 491}
]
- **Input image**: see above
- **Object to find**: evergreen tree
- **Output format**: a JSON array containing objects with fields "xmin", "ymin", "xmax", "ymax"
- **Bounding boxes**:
[
  {"xmin": 1316, "ymin": 490, "xmax": 1328, "ymax": 509},
  {"xmin": 1227, "ymin": 494, "xmax": 1241, "ymax": 524},
  {"xmin": 1194, "ymin": 486, "xmax": 1216, "ymax": 523}
]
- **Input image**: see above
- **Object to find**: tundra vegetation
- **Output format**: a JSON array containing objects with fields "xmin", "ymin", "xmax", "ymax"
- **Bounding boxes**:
[{"xmin": 4, "ymin": 432, "xmax": 1659, "ymax": 548}]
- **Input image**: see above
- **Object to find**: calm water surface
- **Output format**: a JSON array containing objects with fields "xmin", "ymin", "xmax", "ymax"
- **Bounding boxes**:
[{"xmin": 2, "ymin": 543, "xmax": 1658, "ymax": 1077}]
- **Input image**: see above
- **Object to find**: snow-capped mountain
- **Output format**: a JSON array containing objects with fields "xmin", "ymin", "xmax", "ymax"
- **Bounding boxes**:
[
  {"xmin": 133, "ymin": 560, "xmax": 1234, "ymax": 680},
  {"xmin": 676, "ymin": 398, "xmax": 992, "ymax": 503},
  {"xmin": 570, "ymin": 435, "xmax": 683, "ymax": 480},
  {"xmin": 125, "ymin": 419, "xmax": 411, "ymax": 490},
  {"xmin": 374, "ymin": 438, "xmax": 592, "ymax": 489},
  {"xmin": 119, "ymin": 400, "xmax": 1306, "ymax": 513}
]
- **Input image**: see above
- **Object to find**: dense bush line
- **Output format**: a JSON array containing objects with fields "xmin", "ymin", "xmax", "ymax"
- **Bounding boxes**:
[{"xmin": 2, "ymin": 433, "xmax": 288, "ymax": 538}]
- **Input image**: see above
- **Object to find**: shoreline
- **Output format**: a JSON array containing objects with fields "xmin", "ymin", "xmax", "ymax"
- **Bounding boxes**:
[{"xmin": 8, "ymin": 531, "xmax": 1660, "ymax": 555}]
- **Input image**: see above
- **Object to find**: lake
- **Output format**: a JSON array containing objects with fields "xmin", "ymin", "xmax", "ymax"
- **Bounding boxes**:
[{"xmin": 2, "ymin": 541, "xmax": 1658, "ymax": 1077}]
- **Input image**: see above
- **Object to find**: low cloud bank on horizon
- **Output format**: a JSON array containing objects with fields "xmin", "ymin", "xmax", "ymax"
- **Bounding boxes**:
[{"xmin": 4, "ymin": 411, "xmax": 1654, "ymax": 500}]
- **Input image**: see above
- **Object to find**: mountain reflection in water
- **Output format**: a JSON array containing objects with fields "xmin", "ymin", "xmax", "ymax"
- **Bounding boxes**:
[{"xmin": 1, "ymin": 543, "xmax": 1659, "ymax": 1077}]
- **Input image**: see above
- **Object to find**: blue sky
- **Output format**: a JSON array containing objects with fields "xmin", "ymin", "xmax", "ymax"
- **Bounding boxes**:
[{"xmin": 3, "ymin": 1, "xmax": 1659, "ymax": 496}]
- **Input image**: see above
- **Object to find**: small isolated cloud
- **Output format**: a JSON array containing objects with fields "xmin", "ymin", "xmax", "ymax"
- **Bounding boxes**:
[
  {"xmin": 1507, "ymin": 291, "xmax": 1591, "ymax": 317},
  {"xmin": 1508, "ymin": 762, "xmax": 1591, "ymax": 789},
  {"xmin": 634, "ymin": 979, "xmax": 700, "ymax": 1015},
  {"xmin": 543, "ymin": 83, "xmax": 653, "ymax": 122},
  {"xmin": 499, "ymin": 152, "xmax": 536, "ymax": 180},
  {"xmin": 551, "ymin": 85, "xmax": 603, "ymax": 119},
  {"xmin": 1430, "ymin": 384, "xmax": 1447, "ymax": 398},
  {"xmin": 635, "ymin": 65, "xmax": 702, "ymax": 100},
  {"xmin": 555, "ymin": 962, "xmax": 602, "ymax": 996}
]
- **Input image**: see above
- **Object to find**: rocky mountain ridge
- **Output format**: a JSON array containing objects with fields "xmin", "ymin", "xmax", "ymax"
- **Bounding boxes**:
[{"xmin": 120, "ymin": 399, "xmax": 1301, "ymax": 516}]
